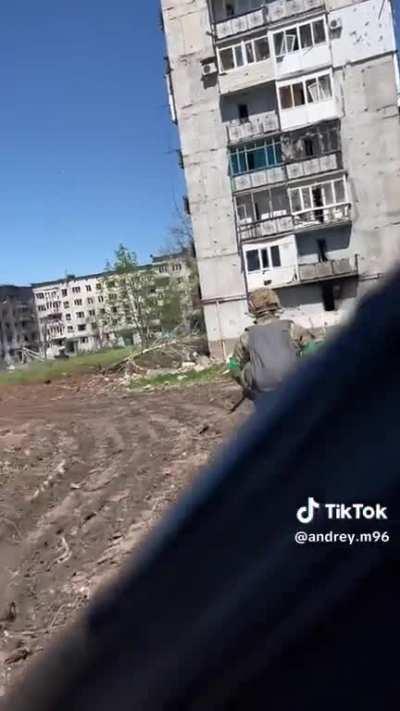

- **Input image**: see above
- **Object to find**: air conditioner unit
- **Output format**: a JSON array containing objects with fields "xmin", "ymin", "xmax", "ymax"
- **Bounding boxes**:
[
  {"xmin": 329, "ymin": 17, "xmax": 342, "ymax": 31},
  {"xmin": 201, "ymin": 59, "xmax": 218, "ymax": 77}
]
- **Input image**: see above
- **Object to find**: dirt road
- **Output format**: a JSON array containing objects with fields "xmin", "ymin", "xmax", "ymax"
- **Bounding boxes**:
[{"xmin": 0, "ymin": 377, "xmax": 250, "ymax": 695}]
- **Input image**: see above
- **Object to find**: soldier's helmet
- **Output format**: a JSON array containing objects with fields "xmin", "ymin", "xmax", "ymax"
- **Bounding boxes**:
[{"xmin": 248, "ymin": 288, "xmax": 281, "ymax": 318}]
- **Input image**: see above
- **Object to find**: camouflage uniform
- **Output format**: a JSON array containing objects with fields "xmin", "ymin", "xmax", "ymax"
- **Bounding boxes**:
[{"xmin": 232, "ymin": 289, "xmax": 313, "ymax": 400}]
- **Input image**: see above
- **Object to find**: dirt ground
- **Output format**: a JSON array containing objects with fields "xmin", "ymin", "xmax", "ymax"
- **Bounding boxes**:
[{"xmin": 0, "ymin": 376, "xmax": 250, "ymax": 696}]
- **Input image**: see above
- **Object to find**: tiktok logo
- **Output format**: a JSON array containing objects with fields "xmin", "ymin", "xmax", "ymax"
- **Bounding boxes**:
[{"xmin": 297, "ymin": 497, "xmax": 320, "ymax": 524}]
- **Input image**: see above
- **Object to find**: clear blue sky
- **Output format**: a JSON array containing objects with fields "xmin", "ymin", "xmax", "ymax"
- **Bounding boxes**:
[{"xmin": 0, "ymin": 1, "xmax": 184, "ymax": 285}]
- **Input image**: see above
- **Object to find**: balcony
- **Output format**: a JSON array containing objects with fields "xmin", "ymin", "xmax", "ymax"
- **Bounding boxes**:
[
  {"xmin": 227, "ymin": 111, "xmax": 279, "ymax": 144},
  {"xmin": 267, "ymin": 0, "xmax": 325, "ymax": 24},
  {"xmin": 232, "ymin": 165, "xmax": 286, "ymax": 192},
  {"xmin": 240, "ymin": 214, "xmax": 294, "ymax": 240},
  {"xmin": 286, "ymin": 151, "xmax": 342, "ymax": 180},
  {"xmin": 215, "ymin": 7, "xmax": 267, "ymax": 40},
  {"xmin": 297, "ymin": 256, "xmax": 358, "ymax": 284},
  {"xmin": 293, "ymin": 204, "xmax": 351, "ymax": 231}
]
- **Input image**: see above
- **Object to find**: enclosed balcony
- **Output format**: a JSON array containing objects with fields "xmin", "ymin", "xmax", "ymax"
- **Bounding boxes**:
[
  {"xmin": 215, "ymin": 6, "xmax": 267, "ymax": 40},
  {"xmin": 277, "ymin": 70, "xmax": 337, "ymax": 131},
  {"xmin": 242, "ymin": 235, "xmax": 358, "ymax": 291},
  {"xmin": 282, "ymin": 120, "xmax": 342, "ymax": 181},
  {"xmin": 218, "ymin": 32, "xmax": 274, "ymax": 94},
  {"xmin": 230, "ymin": 136, "xmax": 286, "ymax": 192},
  {"xmin": 289, "ymin": 175, "xmax": 351, "ymax": 231},
  {"xmin": 236, "ymin": 186, "xmax": 294, "ymax": 240}
]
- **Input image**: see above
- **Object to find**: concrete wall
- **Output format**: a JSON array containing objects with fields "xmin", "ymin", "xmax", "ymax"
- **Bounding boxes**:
[
  {"xmin": 337, "ymin": 53, "xmax": 400, "ymax": 276},
  {"xmin": 162, "ymin": 0, "xmax": 249, "ymax": 355},
  {"xmin": 278, "ymin": 278, "xmax": 358, "ymax": 328}
]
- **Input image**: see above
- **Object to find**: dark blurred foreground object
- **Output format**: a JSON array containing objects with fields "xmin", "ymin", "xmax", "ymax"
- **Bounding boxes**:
[{"xmin": 6, "ymin": 272, "xmax": 400, "ymax": 710}]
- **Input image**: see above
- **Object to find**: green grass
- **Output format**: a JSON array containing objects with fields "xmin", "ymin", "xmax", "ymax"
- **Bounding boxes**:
[
  {"xmin": 0, "ymin": 347, "xmax": 133, "ymax": 385},
  {"xmin": 129, "ymin": 364, "xmax": 227, "ymax": 390}
]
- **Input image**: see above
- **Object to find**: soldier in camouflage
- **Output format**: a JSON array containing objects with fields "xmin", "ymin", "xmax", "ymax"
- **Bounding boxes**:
[{"xmin": 232, "ymin": 288, "xmax": 313, "ymax": 404}]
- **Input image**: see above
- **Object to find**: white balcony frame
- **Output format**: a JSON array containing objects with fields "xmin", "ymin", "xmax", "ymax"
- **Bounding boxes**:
[
  {"xmin": 218, "ymin": 34, "xmax": 270, "ymax": 73},
  {"xmin": 277, "ymin": 69, "xmax": 334, "ymax": 112},
  {"xmin": 289, "ymin": 175, "xmax": 348, "ymax": 214},
  {"xmin": 272, "ymin": 16, "xmax": 328, "ymax": 59}
]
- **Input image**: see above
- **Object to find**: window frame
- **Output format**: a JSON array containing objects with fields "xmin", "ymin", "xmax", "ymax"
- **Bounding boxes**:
[
  {"xmin": 230, "ymin": 136, "xmax": 283, "ymax": 176},
  {"xmin": 273, "ymin": 17, "xmax": 327, "ymax": 58},
  {"xmin": 218, "ymin": 33, "xmax": 269, "ymax": 73},
  {"xmin": 289, "ymin": 176, "xmax": 348, "ymax": 214},
  {"xmin": 278, "ymin": 71, "xmax": 333, "ymax": 111},
  {"xmin": 245, "ymin": 243, "xmax": 283, "ymax": 274}
]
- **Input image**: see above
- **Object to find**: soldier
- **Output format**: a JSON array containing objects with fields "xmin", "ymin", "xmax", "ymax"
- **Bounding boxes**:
[{"xmin": 231, "ymin": 288, "xmax": 313, "ymax": 406}]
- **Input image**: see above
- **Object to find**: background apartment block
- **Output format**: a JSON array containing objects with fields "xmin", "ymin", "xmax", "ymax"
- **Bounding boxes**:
[
  {"xmin": 32, "ymin": 254, "xmax": 191, "ymax": 359},
  {"xmin": 0, "ymin": 286, "xmax": 39, "ymax": 366},
  {"xmin": 162, "ymin": 0, "xmax": 400, "ymax": 358}
]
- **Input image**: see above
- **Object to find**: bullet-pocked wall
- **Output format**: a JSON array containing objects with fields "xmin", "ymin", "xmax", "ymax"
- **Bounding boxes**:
[{"xmin": 161, "ymin": 0, "xmax": 251, "ymax": 359}]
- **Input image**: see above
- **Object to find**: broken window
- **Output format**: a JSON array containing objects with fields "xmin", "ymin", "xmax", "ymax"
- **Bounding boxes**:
[
  {"xmin": 322, "ymin": 283, "xmax": 335, "ymax": 311},
  {"xmin": 220, "ymin": 47, "xmax": 235, "ymax": 71},
  {"xmin": 74, "ymin": 299, "xmax": 82, "ymax": 306},
  {"xmin": 245, "ymin": 42, "xmax": 255, "ymax": 63},
  {"xmin": 313, "ymin": 19, "xmax": 326, "ymax": 44},
  {"xmin": 65, "ymin": 313, "xmax": 71, "ymax": 321},
  {"xmin": 88, "ymin": 309, "xmax": 95, "ymax": 316},
  {"xmin": 98, "ymin": 296, "xmax": 104, "ymax": 303},
  {"xmin": 63, "ymin": 301, "xmax": 69, "ymax": 308},
  {"xmin": 254, "ymin": 37, "xmax": 269, "ymax": 61},
  {"xmin": 36, "ymin": 292, "xmax": 44, "ymax": 299},
  {"xmin": 246, "ymin": 250, "xmax": 261, "ymax": 272},
  {"xmin": 261, "ymin": 249, "xmax": 269, "ymax": 268},
  {"xmin": 293, "ymin": 83, "xmax": 305, "ymax": 106},
  {"xmin": 67, "ymin": 325, "xmax": 73, "ymax": 332},
  {"xmin": 80, "ymin": 336, "xmax": 88, "ymax": 342},
  {"xmin": 230, "ymin": 137, "xmax": 282, "ymax": 175},
  {"xmin": 279, "ymin": 85, "xmax": 292, "ymax": 109},
  {"xmin": 319, "ymin": 74, "xmax": 332, "ymax": 100},
  {"xmin": 61, "ymin": 289, "xmax": 68, "ymax": 297},
  {"xmin": 77, "ymin": 324, "xmax": 86, "ymax": 332},
  {"xmin": 299, "ymin": 23, "xmax": 312, "ymax": 49},
  {"xmin": 96, "ymin": 283, "xmax": 102, "ymax": 290},
  {"xmin": 76, "ymin": 311, "xmax": 85, "ymax": 318},
  {"xmin": 290, "ymin": 189, "xmax": 302, "ymax": 212},
  {"xmin": 38, "ymin": 305, "xmax": 46, "ymax": 312},
  {"xmin": 238, "ymin": 103, "xmax": 249, "ymax": 121},
  {"xmin": 87, "ymin": 297, "xmax": 94, "ymax": 304},
  {"xmin": 72, "ymin": 286, "xmax": 81, "ymax": 294},
  {"xmin": 303, "ymin": 137, "xmax": 316, "ymax": 157},
  {"xmin": 334, "ymin": 178, "xmax": 346, "ymax": 202},
  {"xmin": 86, "ymin": 285, "xmax": 92, "ymax": 292},
  {"xmin": 271, "ymin": 245, "xmax": 281, "ymax": 267},
  {"xmin": 306, "ymin": 79, "xmax": 319, "ymax": 103}
]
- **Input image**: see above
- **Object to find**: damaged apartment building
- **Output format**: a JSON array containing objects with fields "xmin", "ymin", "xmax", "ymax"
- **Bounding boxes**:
[
  {"xmin": 32, "ymin": 254, "xmax": 192, "ymax": 359},
  {"xmin": 162, "ymin": 0, "xmax": 400, "ymax": 357},
  {"xmin": 0, "ymin": 286, "xmax": 39, "ymax": 366}
]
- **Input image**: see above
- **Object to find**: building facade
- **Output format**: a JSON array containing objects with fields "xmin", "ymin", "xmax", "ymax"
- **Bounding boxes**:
[
  {"xmin": 162, "ymin": 0, "xmax": 400, "ymax": 358},
  {"xmin": 0, "ymin": 286, "xmax": 39, "ymax": 366},
  {"xmin": 32, "ymin": 254, "xmax": 192, "ymax": 359}
]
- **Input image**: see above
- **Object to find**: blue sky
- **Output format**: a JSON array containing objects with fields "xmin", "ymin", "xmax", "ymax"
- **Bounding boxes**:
[{"xmin": 0, "ymin": 1, "xmax": 184, "ymax": 285}]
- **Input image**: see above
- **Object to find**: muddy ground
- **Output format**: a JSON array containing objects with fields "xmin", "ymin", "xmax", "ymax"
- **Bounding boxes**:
[{"xmin": 0, "ymin": 376, "xmax": 250, "ymax": 696}]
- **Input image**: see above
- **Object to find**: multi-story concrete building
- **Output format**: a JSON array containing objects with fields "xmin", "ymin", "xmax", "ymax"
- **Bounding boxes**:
[
  {"xmin": 0, "ymin": 286, "xmax": 39, "ymax": 365},
  {"xmin": 162, "ymin": 0, "xmax": 400, "ymax": 357},
  {"xmin": 32, "ymin": 254, "xmax": 192, "ymax": 358}
]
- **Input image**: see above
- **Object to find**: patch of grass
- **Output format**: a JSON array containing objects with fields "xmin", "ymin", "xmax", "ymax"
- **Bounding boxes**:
[
  {"xmin": 129, "ymin": 364, "xmax": 227, "ymax": 390},
  {"xmin": 0, "ymin": 347, "xmax": 133, "ymax": 386}
]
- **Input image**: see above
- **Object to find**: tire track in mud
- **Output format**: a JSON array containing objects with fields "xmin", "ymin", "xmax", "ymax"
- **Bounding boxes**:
[{"xmin": 0, "ymin": 380, "xmax": 249, "ymax": 695}]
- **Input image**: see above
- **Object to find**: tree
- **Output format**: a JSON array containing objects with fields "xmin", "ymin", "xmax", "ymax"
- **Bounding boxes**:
[
  {"xmin": 101, "ymin": 245, "xmax": 160, "ymax": 348},
  {"xmin": 158, "ymin": 209, "xmax": 205, "ymax": 333}
]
